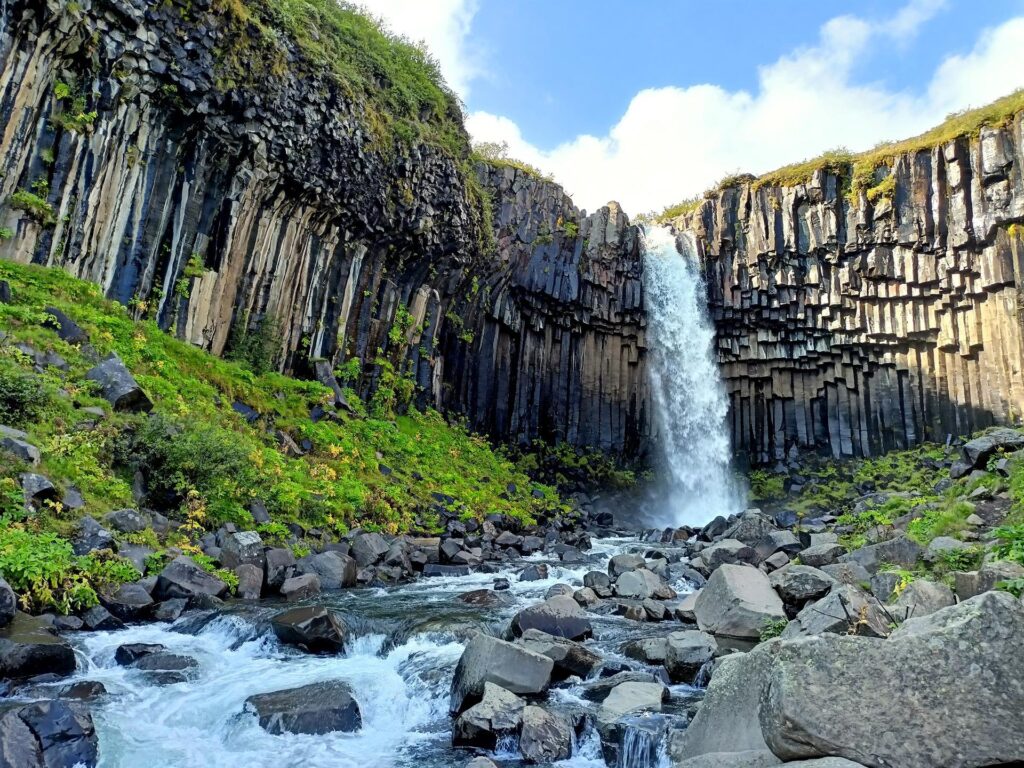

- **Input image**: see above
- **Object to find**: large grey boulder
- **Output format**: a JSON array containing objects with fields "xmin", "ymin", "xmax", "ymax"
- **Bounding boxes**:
[
  {"xmin": 450, "ymin": 633, "xmax": 553, "ymax": 713},
  {"xmin": 520, "ymin": 705, "xmax": 573, "ymax": 763},
  {"xmin": 614, "ymin": 568, "xmax": 663, "ymax": 599},
  {"xmin": 509, "ymin": 595, "xmax": 592, "ymax": 641},
  {"xmin": 296, "ymin": 551, "xmax": 357, "ymax": 590},
  {"xmin": 264, "ymin": 547, "xmax": 296, "ymax": 589},
  {"xmin": 271, "ymin": 606, "xmax": 347, "ymax": 653},
  {"xmin": 796, "ymin": 543, "xmax": 845, "ymax": 568},
  {"xmin": 670, "ymin": 647, "xmax": 775, "ymax": 760},
  {"xmin": 0, "ymin": 700, "xmax": 98, "ymax": 768},
  {"xmin": 890, "ymin": 579, "xmax": 955, "ymax": 621},
  {"xmin": 103, "ymin": 508, "xmax": 149, "ymax": 534},
  {"xmin": 515, "ymin": 628, "xmax": 602, "ymax": 680},
  {"xmin": 85, "ymin": 353, "xmax": 152, "ymax": 412},
  {"xmin": 350, "ymin": 532, "xmax": 390, "ymax": 567},
  {"xmin": 699, "ymin": 538, "xmax": 756, "ymax": 571},
  {"xmin": 723, "ymin": 512, "xmax": 779, "ymax": 547},
  {"xmin": 0, "ymin": 425, "xmax": 40, "ymax": 465},
  {"xmin": 219, "ymin": 530, "xmax": 264, "ymax": 570},
  {"xmin": 769, "ymin": 565, "xmax": 836, "ymax": 606},
  {"xmin": 72, "ymin": 517, "xmax": 114, "ymax": 556},
  {"xmin": 780, "ymin": 585, "xmax": 891, "ymax": 639},
  {"xmin": 952, "ymin": 560, "xmax": 1024, "ymax": 599},
  {"xmin": 280, "ymin": 573, "xmax": 320, "ymax": 601},
  {"xmin": 244, "ymin": 681, "xmax": 361, "ymax": 735},
  {"xmin": 694, "ymin": 564, "xmax": 786, "ymax": 639},
  {"xmin": 597, "ymin": 680, "xmax": 666, "ymax": 723},
  {"xmin": 837, "ymin": 535, "xmax": 921, "ymax": 574},
  {"xmin": 671, "ymin": 750, "xmax": 782, "ymax": 768},
  {"xmin": 608, "ymin": 553, "xmax": 646, "ymax": 577},
  {"xmin": 452, "ymin": 682, "xmax": 524, "ymax": 749},
  {"xmin": 0, "ymin": 612, "xmax": 76, "ymax": 678},
  {"xmin": 922, "ymin": 536, "xmax": 975, "ymax": 564},
  {"xmin": 100, "ymin": 582, "xmax": 154, "ymax": 622},
  {"xmin": 664, "ymin": 630, "xmax": 717, "ymax": 683},
  {"xmin": 960, "ymin": 427, "xmax": 1024, "ymax": 469},
  {"xmin": 761, "ymin": 591, "xmax": 1024, "ymax": 768},
  {"xmin": 754, "ymin": 530, "xmax": 803, "ymax": 562},
  {"xmin": 153, "ymin": 556, "xmax": 228, "ymax": 600}
]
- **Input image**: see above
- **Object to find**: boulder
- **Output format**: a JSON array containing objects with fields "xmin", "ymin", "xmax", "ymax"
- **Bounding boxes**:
[
  {"xmin": 516, "ymin": 628, "xmax": 602, "ymax": 680},
  {"xmin": 890, "ymin": 579, "xmax": 956, "ymax": 622},
  {"xmin": 614, "ymin": 568, "xmax": 663, "ymax": 599},
  {"xmin": 81, "ymin": 605, "xmax": 122, "ymax": 631},
  {"xmin": 838, "ymin": 535, "xmax": 921, "ymax": 574},
  {"xmin": 672, "ymin": 750, "xmax": 782, "ymax": 768},
  {"xmin": 597, "ymin": 680, "xmax": 666, "ymax": 723},
  {"xmin": 518, "ymin": 563, "xmax": 549, "ymax": 581},
  {"xmin": 952, "ymin": 560, "xmax": 1024, "ymax": 599},
  {"xmin": 154, "ymin": 556, "xmax": 228, "ymax": 600},
  {"xmin": 723, "ymin": 512, "xmax": 779, "ymax": 547},
  {"xmin": 509, "ymin": 596, "xmax": 592, "ymax": 641},
  {"xmin": 450, "ymin": 633, "xmax": 553, "ymax": 713},
  {"xmin": 350, "ymin": 532, "xmax": 390, "ymax": 567},
  {"xmin": 694, "ymin": 564, "xmax": 786, "ymax": 639},
  {"xmin": 769, "ymin": 565, "xmax": 836, "ymax": 606},
  {"xmin": 583, "ymin": 570, "xmax": 612, "ymax": 595},
  {"xmin": 296, "ymin": 551, "xmax": 357, "ymax": 590},
  {"xmin": 152, "ymin": 599, "xmax": 187, "ymax": 622},
  {"xmin": 42, "ymin": 306, "xmax": 89, "ymax": 344},
  {"xmin": 674, "ymin": 590, "xmax": 700, "ymax": 622},
  {"xmin": 85, "ymin": 354, "xmax": 152, "ymax": 412},
  {"xmin": 219, "ymin": 531, "xmax": 265, "ymax": 570},
  {"xmin": 234, "ymin": 563, "xmax": 263, "ymax": 600},
  {"xmin": 0, "ymin": 576, "xmax": 16, "ymax": 627},
  {"xmin": 700, "ymin": 539, "xmax": 756, "ymax": 571},
  {"xmin": 100, "ymin": 582, "xmax": 154, "ymax": 622},
  {"xmin": 72, "ymin": 517, "xmax": 114, "ymax": 556},
  {"xmin": 796, "ymin": 543, "xmax": 845, "ymax": 568},
  {"xmin": 0, "ymin": 425, "xmax": 40, "ymax": 466},
  {"xmin": 114, "ymin": 643, "xmax": 165, "ymax": 666},
  {"xmin": 754, "ymin": 530, "xmax": 803, "ymax": 562},
  {"xmin": 264, "ymin": 547, "xmax": 296, "ymax": 589},
  {"xmin": 103, "ymin": 508, "xmax": 149, "ymax": 534},
  {"xmin": 960, "ymin": 427, "xmax": 1024, "ymax": 469},
  {"xmin": 281, "ymin": 573, "xmax": 321, "ymax": 601},
  {"xmin": 0, "ymin": 613, "xmax": 76, "ymax": 678},
  {"xmin": 780, "ymin": 585, "xmax": 891, "ymax": 639},
  {"xmin": 245, "ymin": 681, "xmax": 361, "ymax": 735},
  {"xmin": 452, "ymin": 682, "xmax": 524, "ymax": 749},
  {"xmin": 664, "ymin": 630, "xmax": 717, "ymax": 683},
  {"xmin": 922, "ymin": 536, "xmax": 975, "ymax": 564},
  {"xmin": 0, "ymin": 700, "xmax": 98, "ymax": 768},
  {"xmin": 608, "ymin": 553, "xmax": 646, "ymax": 577},
  {"xmin": 621, "ymin": 636, "xmax": 668, "ymax": 665},
  {"xmin": 819, "ymin": 562, "xmax": 872, "ymax": 586},
  {"xmin": 761, "ymin": 592, "xmax": 1024, "ymax": 768},
  {"xmin": 520, "ymin": 705, "xmax": 573, "ymax": 763},
  {"xmin": 117, "ymin": 543, "xmax": 154, "ymax": 574},
  {"xmin": 271, "ymin": 606, "xmax": 347, "ymax": 653}
]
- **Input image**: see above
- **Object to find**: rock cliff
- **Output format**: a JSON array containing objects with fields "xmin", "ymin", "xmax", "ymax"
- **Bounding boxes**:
[
  {"xmin": 668, "ymin": 117, "xmax": 1024, "ymax": 464},
  {"xmin": 0, "ymin": 0, "xmax": 651, "ymax": 456}
]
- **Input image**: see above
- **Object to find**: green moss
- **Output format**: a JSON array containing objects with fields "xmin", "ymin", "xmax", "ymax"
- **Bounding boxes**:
[{"xmin": 10, "ymin": 190, "xmax": 56, "ymax": 227}]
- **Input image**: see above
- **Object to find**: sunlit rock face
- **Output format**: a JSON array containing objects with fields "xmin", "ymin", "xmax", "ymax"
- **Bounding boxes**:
[
  {"xmin": 0, "ymin": 0, "xmax": 652, "ymax": 457},
  {"xmin": 669, "ymin": 120, "xmax": 1024, "ymax": 465}
]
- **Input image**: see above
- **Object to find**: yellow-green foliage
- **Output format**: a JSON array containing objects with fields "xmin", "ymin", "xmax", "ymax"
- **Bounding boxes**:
[{"xmin": 0, "ymin": 261, "xmax": 565, "ymax": 550}]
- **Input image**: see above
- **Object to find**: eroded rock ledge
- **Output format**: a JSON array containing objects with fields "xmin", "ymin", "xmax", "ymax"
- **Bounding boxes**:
[
  {"xmin": 671, "ymin": 118, "xmax": 1024, "ymax": 464},
  {"xmin": 0, "ymin": 0, "xmax": 651, "ymax": 456}
]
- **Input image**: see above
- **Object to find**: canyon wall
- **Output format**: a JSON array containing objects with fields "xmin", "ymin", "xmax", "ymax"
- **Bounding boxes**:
[
  {"xmin": 671, "ymin": 118, "xmax": 1024, "ymax": 465},
  {"xmin": 0, "ymin": 0, "xmax": 651, "ymax": 456}
]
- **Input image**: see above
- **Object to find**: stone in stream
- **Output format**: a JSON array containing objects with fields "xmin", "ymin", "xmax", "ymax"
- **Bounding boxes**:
[
  {"xmin": 131, "ymin": 652, "xmax": 198, "ymax": 684},
  {"xmin": 518, "ymin": 563, "xmax": 548, "ymax": 581},
  {"xmin": 0, "ymin": 613, "xmax": 76, "ymax": 679},
  {"xmin": 515, "ymin": 628, "xmax": 602, "ymax": 680},
  {"xmin": 350, "ymin": 532, "xmax": 390, "ymax": 567},
  {"xmin": 295, "ymin": 551, "xmax": 357, "ymax": 589},
  {"xmin": 614, "ymin": 568, "xmax": 664, "ymax": 599},
  {"xmin": 508, "ymin": 595, "xmax": 592, "ymax": 641},
  {"xmin": 264, "ymin": 547, "xmax": 296, "ymax": 589},
  {"xmin": 245, "ymin": 681, "xmax": 362, "ymax": 735},
  {"xmin": 620, "ymin": 636, "xmax": 668, "ymax": 665},
  {"xmin": 152, "ymin": 599, "xmax": 187, "ymax": 622},
  {"xmin": 608, "ymin": 553, "xmax": 646, "ymax": 577},
  {"xmin": 0, "ymin": 699, "xmax": 98, "ymax": 768},
  {"xmin": 450, "ymin": 633, "xmax": 554, "ymax": 713},
  {"xmin": 452, "ymin": 682, "xmax": 524, "ymax": 750},
  {"xmin": 664, "ymin": 630, "xmax": 717, "ymax": 684},
  {"xmin": 153, "ymin": 556, "xmax": 228, "ymax": 601},
  {"xmin": 519, "ymin": 705, "xmax": 573, "ymax": 763},
  {"xmin": 280, "ymin": 573, "xmax": 320, "ymax": 601},
  {"xmin": 234, "ymin": 564, "xmax": 263, "ymax": 600},
  {"xmin": 693, "ymin": 564, "xmax": 786, "ymax": 639},
  {"xmin": 114, "ymin": 643, "xmax": 165, "ymax": 666},
  {"xmin": 597, "ymin": 680, "xmax": 667, "ymax": 723},
  {"xmin": 780, "ymin": 585, "xmax": 891, "ymax": 639},
  {"xmin": 100, "ymin": 582, "xmax": 154, "ymax": 622},
  {"xmin": 761, "ymin": 592, "xmax": 1024, "ymax": 767},
  {"xmin": 271, "ymin": 606, "xmax": 348, "ymax": 653},
  {"xmin": 722, "ymin": 512, "xmax": 779, "ymax": 547},
  {"xmin": 85, "ymin": 353, "xmax": 152, "ymax": 412}
]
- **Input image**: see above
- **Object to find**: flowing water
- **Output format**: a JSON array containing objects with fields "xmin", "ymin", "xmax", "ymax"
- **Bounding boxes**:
[
  {"xmin": 641, "ymin": 225, "xmax": 744, "ymax": 526},
  {"xmin": 23, "ymin": 536, "xmax": 698, "ymax": 768}
]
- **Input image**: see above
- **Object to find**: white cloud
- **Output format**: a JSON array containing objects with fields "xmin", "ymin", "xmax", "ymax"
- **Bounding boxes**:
[
  {"xmin": 357, "ymin": 0, "xmax": 482, "ymax": 98},
  {"xmin": 467, "ymin": 5, "xmax": 1024, "ymax": 215}
]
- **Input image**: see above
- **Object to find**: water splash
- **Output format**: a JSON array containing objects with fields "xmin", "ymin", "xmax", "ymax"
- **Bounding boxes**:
[{"xmin": 642, "ymin": 225, "xmax": 744, "ymax": 526}]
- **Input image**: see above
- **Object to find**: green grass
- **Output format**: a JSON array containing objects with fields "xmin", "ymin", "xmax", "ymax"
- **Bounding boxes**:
[
  {"xmin": 0, "ymin": 261, "xmax": 569, "ymax": 610},
  {"xmin": 658, "ymin": 90, "xmax": 1024, "ymax": 222}
]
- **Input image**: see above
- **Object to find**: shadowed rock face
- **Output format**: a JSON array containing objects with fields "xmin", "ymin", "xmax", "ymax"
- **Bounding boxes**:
[
  {"xmin": 670, "ymin": 120, "xmax": 1024, "ymax": 465},
  {"xmin": 0, "ymin": 0, "xmax": 651, "ymax": 458}
]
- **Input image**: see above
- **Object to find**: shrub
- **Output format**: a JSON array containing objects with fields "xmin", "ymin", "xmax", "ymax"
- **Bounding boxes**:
[
  {"xmin": 10, "ymin": 190, "xmax": 56, "ymax": 226},
  {"xmin": 225, "ymin": 312, "xmax": 281, "ymax": 374},
  {"xmin": 991, "ymin": 524, "xmax": 1024, "ymax": 564},
  {"xmin": 0, "ymin": 366, "xmax": 51, "ymax": 428},
  {"xmin": 760, "ymin": 617, "xmax": 788, "ymax": 641}
]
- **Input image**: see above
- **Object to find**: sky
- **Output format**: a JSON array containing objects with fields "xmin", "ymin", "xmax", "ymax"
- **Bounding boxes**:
[{"xmin": 358, "ymin": 0, "xmax": 1024, "ymax": 215}]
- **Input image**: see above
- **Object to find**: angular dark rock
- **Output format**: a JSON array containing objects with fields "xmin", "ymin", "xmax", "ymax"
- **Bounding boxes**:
[
  {"xmin": 509, "ymin": 595, "xmax": 592, "ymax": 641},
  {"xmin": 0, "ymin": 613, "xmax": 76, "ymax": 679},
  {"xmin": 245, "ymin": 681, "xmax": 361, "ymax": 735},
  {"xmin": 153, "ymin": 556, "xmax": 228, "ymax": 600},
  {"xmin": 450, "ymin": 633, "xmax": 553, "ymax": 713},
  {"xmin": 271, "ymin": 606, "xmax": 348, "ymax": 653},
  {"xmin": 85, "ymin": 354, "xmax": 152, "ymax": 412}
]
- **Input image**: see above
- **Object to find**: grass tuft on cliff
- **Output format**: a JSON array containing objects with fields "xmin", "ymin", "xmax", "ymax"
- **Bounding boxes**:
[
  {"xmin": 0, "ymin": 261, "xmax": 566, "ymax": 611},
  {"xmin": 657, "ymin": 89, "xmax": 1024, "ymax": 223}
]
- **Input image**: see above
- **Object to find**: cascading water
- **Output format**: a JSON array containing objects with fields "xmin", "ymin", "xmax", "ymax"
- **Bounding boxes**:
[{"xmin": 641, "ymin": 225, "xmax": 744, "ymax": 526}]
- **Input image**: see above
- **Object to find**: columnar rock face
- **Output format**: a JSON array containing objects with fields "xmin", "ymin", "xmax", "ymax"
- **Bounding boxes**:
[
  {"xmin": 671, "ymin": 121, "xmax": 1024, "ymax": 464},
  {"xmin": 0, "ymin": 0, "xmax": 651, "ymax": 456}
]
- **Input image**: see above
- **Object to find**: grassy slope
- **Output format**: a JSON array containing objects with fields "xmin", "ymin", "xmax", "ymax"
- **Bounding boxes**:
[
  {"xmin": 0, "ymin": 261, "xmax": 565, "ymax": 612},
  {"xmin": 657, "ymin": 90, "xmax": 1024, "ymax": 222}
]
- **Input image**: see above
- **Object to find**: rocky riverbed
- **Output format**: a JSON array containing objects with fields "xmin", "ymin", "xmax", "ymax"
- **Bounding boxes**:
[{"xmin": 2, "ymin": 424, "xmax": 1024, "ymax": 768}]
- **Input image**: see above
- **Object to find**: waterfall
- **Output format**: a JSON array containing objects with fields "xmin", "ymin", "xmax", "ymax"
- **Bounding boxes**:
[{"xmin": 642, "ymin": 225, "xmax": 744, "ymax": 526}]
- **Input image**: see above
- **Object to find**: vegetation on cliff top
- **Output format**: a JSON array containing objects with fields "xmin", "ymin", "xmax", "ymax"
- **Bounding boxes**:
[
  {"xmin": 657, "ymin": 89, "xmax": 1024, "ymax": 223},
  {"xmin": 0, "ymin": 261, "xmax": 567, "ymax": 612}
]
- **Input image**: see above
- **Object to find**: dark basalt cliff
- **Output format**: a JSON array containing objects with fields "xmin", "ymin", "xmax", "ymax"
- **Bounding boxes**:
[
  {"xmin": 0, "ymin": 0, "xmax": 651, "ymax": 456},
  {"xmin": 670, "ymin": 119, "xmax": 1024, "ymax": 465}
]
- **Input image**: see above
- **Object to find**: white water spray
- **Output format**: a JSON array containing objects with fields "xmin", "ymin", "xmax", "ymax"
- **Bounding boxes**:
[{"xmin": 642, "ymin": 225, "xmax": 744, "ymax": 525}]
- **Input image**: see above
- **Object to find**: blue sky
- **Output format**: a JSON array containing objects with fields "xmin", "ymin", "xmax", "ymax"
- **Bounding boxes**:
[{"xmin": 362, "ymin": 0, "xmax": 1024, "ymax": 213}]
